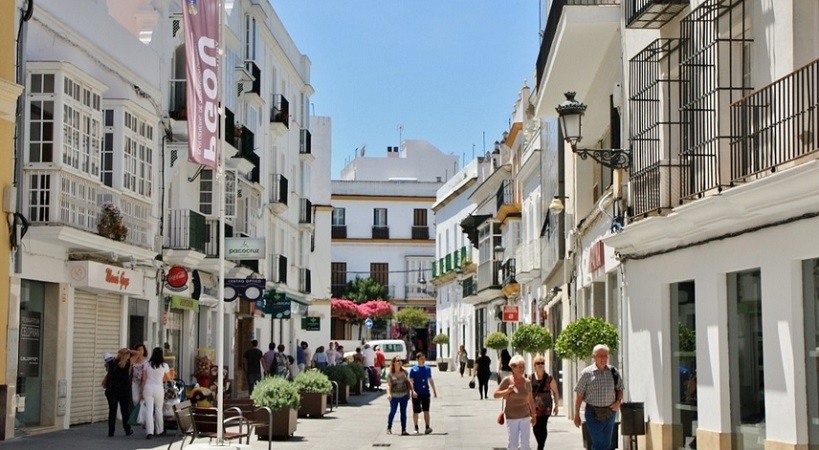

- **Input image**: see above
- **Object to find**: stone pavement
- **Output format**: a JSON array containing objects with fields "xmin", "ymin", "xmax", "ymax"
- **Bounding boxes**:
[{"xmin": 0, "ymin": 365, "xmax": 588, "ymax": 449}]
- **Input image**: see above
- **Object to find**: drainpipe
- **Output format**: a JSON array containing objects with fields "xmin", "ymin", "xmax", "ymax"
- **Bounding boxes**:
[{"xmin": 13, "ymin": 0, "xmax": 33, "ymax": 274}]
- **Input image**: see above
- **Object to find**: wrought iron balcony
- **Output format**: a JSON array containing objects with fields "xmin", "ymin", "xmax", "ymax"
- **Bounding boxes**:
[
  {"xmin": 165, "ymin": 209, "xmax": 206, "ymax": 253},
  {"xmin": 730, "ymin": 58, "xmax": 819, "ymax": 182},
  {"xmin": 269, "ymin": 174, "xmax": 288, "ymax": 212},
  {"xmin": 412, "ymin": 226, "xmax": 430, "ymax": 240},
  {"xmin": 244, "ymin": 60, "xmax": 261, "ymax": 96},
  {"xmin": 372, "ymin": 226, "xmax": 389, "ymax": 239},
  {"xmin": 169, "ymin": 79, "xmax": 186, "ymax": 120},
  {"xmin": 270, "ymin": 94, "xmax": 289, "ymax": 129},
  {"xmin": 495, "ymin": 179, "xmax": 521, "ymax": 222},
  {"xmin": 299, "ymin": 129, "xmax": 312, "ymax": 158},
  {"xmin": 233, "ymin": 126, "xmax": 259, "ymax": 183},
  {"xmin": 299, "ymin": 198, "xmax": 312, "ymax": 224},
  {"xmin": 626, "ymin": 0, "xmax": 688, "ymax": 29},
  {"xmin": 331, "ymin": 225, "xmax": 347, "ymax": 239}
]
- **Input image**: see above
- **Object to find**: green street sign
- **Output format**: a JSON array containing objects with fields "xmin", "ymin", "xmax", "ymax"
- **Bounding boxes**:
[{"xmin": 302, "ymin": 317, "xmax": 320, "ymax": 331}]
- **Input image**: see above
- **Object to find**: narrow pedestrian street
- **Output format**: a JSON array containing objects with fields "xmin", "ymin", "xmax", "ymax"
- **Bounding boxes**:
[{"xmin": 0, "ymin": 365, "xmax": 586, "ymax": 450}]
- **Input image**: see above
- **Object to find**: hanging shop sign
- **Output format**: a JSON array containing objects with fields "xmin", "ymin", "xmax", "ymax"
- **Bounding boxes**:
[
  {"xmin": 165, "ymin": 266, "xmax": 189, "ymax": 291},
  {"xmin": 224, "ymin": 237, "xmax": 265, "ymax": 260},
  {"xmin": 261, "ymin": 290, "xmax": 291, "ymax": 318},
  {"xmin": 67, "ymin": 260, "xmax": 143, "ymax": 296},
  {"xmin": 223, "ymin": 278, "xmax": 266, "ymax": 301},
  {"xmin": 170, "ymin": 295, "xmax": 200, "ymax": 312},
  {"xmin": 302, "ymin": 317, "xmax": 320, "ymax": 331},
  {"xmin": 502, "ymin": 305, "xmax": 520, "ymax": 323}
]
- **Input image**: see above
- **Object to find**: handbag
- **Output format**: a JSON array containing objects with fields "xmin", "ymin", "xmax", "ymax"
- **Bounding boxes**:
[
  {"xmin": 497, "ymin": 398, "xmax": 505, "ymax": 425},
  {"xmin": 593, "ymin": 405, "xmax": 613, "ymax": 421},
  {"xmin": 468, "ymin": 376, "xmax": 476, "ymax": 389},
  {"xmin": 128, "ymin": 402, "xmax": 141, "ymax": 426}
]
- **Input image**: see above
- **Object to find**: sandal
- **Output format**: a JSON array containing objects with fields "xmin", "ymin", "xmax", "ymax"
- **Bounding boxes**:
[{"xmin": 386, "ymin": 429, "xmax": 392, "ymax": 434}]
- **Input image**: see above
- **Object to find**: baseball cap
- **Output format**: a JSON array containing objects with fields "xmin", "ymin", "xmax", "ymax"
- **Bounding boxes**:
[{"xmin": 103, "ymin": 352, "xmax": 114, "ymax": 362}]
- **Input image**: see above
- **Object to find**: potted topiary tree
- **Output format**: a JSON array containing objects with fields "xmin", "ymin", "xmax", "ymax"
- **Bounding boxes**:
[
  {"xmin": 485, "ymin": 332, "xmax": 509, "ymax": 353},
  {"xmin": 250, "ymin": 376, "xmax": 300, "ymax": 439},
  {"xmin": 346, "ymin": 363, "xmax": 366, "ymax": 395},
  {"xmin": 322, "ymin": 365, "xmax": 356, "ymax": 404},
  {"xmin": 293, "ymin": 370, "xmax": 333, "ymax": 417},
  {"xmin": 511, "ymin": 323, "xmax": 553, "ymax": 357},
  {"xmin": 396, "ymin": 307, "xmax": 431, "ymax": 360},
  {"xmin": 554, "ymin": 317, "xmax": 619, "ymax": 361},
  {"xmin": 432, "ymin": 333, "xmax": 450, "ymax": 371}
]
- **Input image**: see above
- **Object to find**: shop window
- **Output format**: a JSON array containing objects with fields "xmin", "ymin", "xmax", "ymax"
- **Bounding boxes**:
[
  {"xmin": 671, "ymin": 280, "xmax": 697, "ymax": 449},
  {"xmin": 803, "ymin": 259, "xmax": 819, "ymax": 446}
]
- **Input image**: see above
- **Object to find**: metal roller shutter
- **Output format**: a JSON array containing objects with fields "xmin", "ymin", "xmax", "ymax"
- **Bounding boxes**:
[{"xmin": 70, "ymin": 292, "xmax": 121, "ymax": 425}]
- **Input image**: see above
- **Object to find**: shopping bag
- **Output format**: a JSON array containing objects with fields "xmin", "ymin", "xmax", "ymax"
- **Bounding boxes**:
[
  {"xmin": 128, "ymin": 402, "xmax": 141, "ymax": 426},
  {"xmin": 468, "ymin": 377, "xmax": 476, "ymax": 389}
]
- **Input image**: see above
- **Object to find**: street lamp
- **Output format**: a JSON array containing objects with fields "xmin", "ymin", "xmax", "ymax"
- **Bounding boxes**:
[
  {"xmin": 556, "ymin": 92, "xmax": 631, "ymax": 170},
  {"xmin": 493, "ymin": 245, "xmax": 505, "ymax": 262},
  {"xmin": 548, "ymin": 196, "xmax": 567, "ymax": 214}
]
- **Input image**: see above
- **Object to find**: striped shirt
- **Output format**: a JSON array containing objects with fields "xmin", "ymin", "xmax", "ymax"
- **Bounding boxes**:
[{"xmin": 574, "ymin": 364, "xmax": 624, "ymax": 407}]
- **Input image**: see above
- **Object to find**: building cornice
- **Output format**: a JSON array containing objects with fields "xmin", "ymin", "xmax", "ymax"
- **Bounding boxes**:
[
  {"xmin": 0, "ymin": 78, "xmax": 23, "ymax": 122},
  {"xmin": 332, "ymin": 194, "xmax": 437, "ymax": 202},
  {"xmin": 331, "ymin": 238, "xmax": 434, "ymax": 245}
]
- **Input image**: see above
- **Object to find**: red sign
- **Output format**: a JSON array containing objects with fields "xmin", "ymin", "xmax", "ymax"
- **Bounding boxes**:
[
  {"xmin": 502, "ymin": 305, "xmax": 519, "ymax": 323},
  {"xmin": 588, "ymin": 240, "xmax": 605, "ymax": 273},
  {"xmin": 166, "ymin": 266, "xmax": 189, "ymax": 289}
]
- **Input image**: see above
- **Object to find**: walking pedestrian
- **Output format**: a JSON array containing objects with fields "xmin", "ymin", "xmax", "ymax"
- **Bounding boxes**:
[
  {"xmin": 326, "ymin": 342, "xmax": 339, "ymax": 366},
  {"xmin": 494, "ymin": 354, "xmax": 536, "ymax": 450},
  {"xmin": 312, "ymin": 345, "xmax": 329, "ymax": 369},
  {"xmin": 498, "ymin": 348, "xmax": 512, "ymax": 383},
  {"xmin": 243, "ymin": 339, "xmax": 263, "ymax": 395},
  {"xmin": 129, "ymin": 343, "xmax": 148, "ymax": 407},
  {"xmin": 297, "ymin": 341, "xmax": 309, "ymax": 372},
  {"xmin": 457, "ymin": 345, "xmax": 468, "ymax": 377},
  {"xmin": 275, "ymin": 344, "xmax": 291, "ymax": 378},
  {"xmin": 409, "ymin": 353, "xmax": 437, "ymax": 434},
  {"xmin": 531, "ymin": 354, "xmax": 560, "ymax": 450},
  {"xmin": 142, "ymin": 347, "xmax": 171, "ymax": 439},
  {"xmin": 105, "ymin": 349, "xmax": 134, "ymax": 437},
  {"xmin": 475, "ymin": 348, "xmax": 492, "ymax": 399},
  {"xmin": 385, "ymin": 356, "xmax": 415, "ymax": 436},
  {"xmin": 573, "ymin": 344, "xmax": 624, "ymax": 450},
  {"xmin": 262, "ymin": 342, "xmax": 276, "ymax": 376}
]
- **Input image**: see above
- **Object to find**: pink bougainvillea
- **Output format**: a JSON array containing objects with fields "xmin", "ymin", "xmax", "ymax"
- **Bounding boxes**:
[
  {"xmin": 330, "ymin": 298, "xmax": 366, "ymax": 322},
  {"xmin": 359, "ymin": 300, "xmax": 394, "ymax": 320}
]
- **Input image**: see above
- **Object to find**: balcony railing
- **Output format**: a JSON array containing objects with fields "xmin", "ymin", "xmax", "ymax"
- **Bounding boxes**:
[
  {"xmin": 496, "ymin": 179, "xmax": 520, "ymax": 212},
  {"xmin": 372, "ymin": 226, "xmax": 389, "ymax": 239},
  {"xmin": 165, "ymin": 209, "xmax": 206, "ymax": 253},
  {"xmin": 269, "ymin": 174, "xmax": 288, "ymax": 206},
  {"xmin": 299, "ymin": 268, "xmax": 311, "ymax": 294},
  {"xmin": 331, "ymin": 225, "xmax": 347, "ymax": 239},
  {"xmin": 271, "ymin": 94, "xmax": 289, "ymax": 128},
  {"xmin": 405, "ymin": 282, "xmax": 435, "ymax": 299},
  {"xmin": 234, "ymin": 127, "xmax": 259, "ymax": 183},
  {"xmin": 536, "ymin": 0, "xmax": 620, "ymax": 91},
  {"xmin": 730, "ymin": 58, "xmax": 819, "ymax": 182},
  {"xmin": 270, "ymin": 254, "xmax": 287, "ymax": 284},
  {"xmin": 412, "ymin": 226, "xmax": 429, "ymax": 240},
  {"xmin": 501, "ymin": 258, "xmax": 517, "ymax": 286},
  {"xmin": 169, "ymin": 79, "xmax": 186, "ymax": 120},
  {"xmin": 300, "ymin": 129, "xmax": 312, "ymax": 155},
  {"xmin": 204, "ymin": 219, "xmax": 233, "ymax": 258},
  {"xmin": 25, "ymin": 169, "xmax": 152, "ymax": 248},
  {"xmin": 299, "ymin": 198, "xmax": 312, "ymax": 224},
  {"xmin": 244, "ymin": 60, "xmax": 261, "ymax": 95},
  {"xmin": 625, "ymin": 0, "xmax": 688, "ymax": 29}
]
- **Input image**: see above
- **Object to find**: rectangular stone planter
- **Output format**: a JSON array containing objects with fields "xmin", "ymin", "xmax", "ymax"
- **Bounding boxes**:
[
  {"xmin": 256, "ymin": 407, "xmax": 297, "ymax": 439},
  {"xmin": 350, "ymin": 379, "xmax": 363, "ymax": 395},
  {"xmin": 336, "ymin": 383, "xmax": 350, "ymax": 404},
  {"xmin": 299, "ymin": 391, "xmax": 328, "ymax": 417}
]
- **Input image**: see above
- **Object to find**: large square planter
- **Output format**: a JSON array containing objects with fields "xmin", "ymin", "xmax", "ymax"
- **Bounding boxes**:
[
  {"xmin": 438, "ymin": 361, "xmax": 449, "ymax": 372},
  {"xmin": 299, "ymin": 391, "xmax": 328, "ymax": 417},
  {"xmin": 336, "ymin": 383, "xmax": 350, "ymax": 404},
  {"xmin": 350, "ymin": 379, "xmax": 363, "ymax": 395},
  {"xmin": 256, "ymin": 407, "xmax": 297, "ymax": 439}
]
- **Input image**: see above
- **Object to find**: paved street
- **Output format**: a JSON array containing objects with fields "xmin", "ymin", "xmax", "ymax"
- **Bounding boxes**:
[{"xmin": 0, "ymin": 365, "xmax": 586, "ymax": 449}]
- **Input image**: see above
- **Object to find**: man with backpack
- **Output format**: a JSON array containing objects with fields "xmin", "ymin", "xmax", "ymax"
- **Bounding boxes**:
[{"xmin": 573, "ymin": 344, "xmax": 624, "ymax": 450}]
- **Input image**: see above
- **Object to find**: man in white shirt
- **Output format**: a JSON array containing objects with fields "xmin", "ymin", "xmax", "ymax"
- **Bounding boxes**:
[
  {"xmin": 362, "ymin": 343, "xmax": 376, "ymax": 368},
  {"xmin": 326, "ymin": 342, "xmax": 339, "ymax": 366}
]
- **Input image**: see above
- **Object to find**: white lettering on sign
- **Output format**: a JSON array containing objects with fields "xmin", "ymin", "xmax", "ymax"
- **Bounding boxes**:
[{"xmin": 198, "ymin": 36, "xmax": 218, "ymax": 163}]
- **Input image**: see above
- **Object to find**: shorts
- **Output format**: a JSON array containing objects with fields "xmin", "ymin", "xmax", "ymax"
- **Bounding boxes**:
[{"xmin": 412, "ymin": 394, "xmax": 431, "ymax": 413}]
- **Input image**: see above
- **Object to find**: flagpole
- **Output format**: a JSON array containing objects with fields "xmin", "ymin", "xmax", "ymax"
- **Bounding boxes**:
[{"xmin": 216, "ymin": 0, "xmax": 227, "ymax": 442}]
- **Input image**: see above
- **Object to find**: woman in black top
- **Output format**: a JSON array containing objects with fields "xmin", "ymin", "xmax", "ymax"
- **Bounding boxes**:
[
  {"xmin": 105, "ymin": 348, "xmax": 134, "ymax": 437},
  {"xmin": 475, "ymin": 348, "xmax": 492, "ymax": 399}
]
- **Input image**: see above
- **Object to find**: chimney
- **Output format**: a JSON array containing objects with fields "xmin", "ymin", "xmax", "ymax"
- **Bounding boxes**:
[{"xmin": 387, "ymin": 146, "xmax": 399, "ymax": 158}]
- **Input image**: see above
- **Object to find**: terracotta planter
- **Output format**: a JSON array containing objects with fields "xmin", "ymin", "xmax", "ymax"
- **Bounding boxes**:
[
  {"xmin": 336, "ymin": 383, "xmax": 350, "ymax": 404},
  {"xmin": 299, "ymin": 391, "xmax": 328, "ymax": 417},
  {"xmin": 256, "ymin": 408, "xmax": 297, "ymax": 439},
  {"xmin": 350, "ymin": 379, "xmax": 363, "ymax": 395},
  {"xmin": 438, "ymin": 361, "xmax": 449, "ymax": 372}
]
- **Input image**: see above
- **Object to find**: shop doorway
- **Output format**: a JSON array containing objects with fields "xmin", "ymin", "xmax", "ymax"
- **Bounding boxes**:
[{"xmin": 16, "ymin": 281, "xmax": 46, "ymax": 428}]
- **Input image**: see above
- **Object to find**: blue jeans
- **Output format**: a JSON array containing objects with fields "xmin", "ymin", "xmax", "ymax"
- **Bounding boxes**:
[
  {"xmin": 585, "ymin": 407, "xmax": 616, "ymax": 450},
  {"xmin": 387, "ymin": 395, "xmax": 409, "ymax": 431}
]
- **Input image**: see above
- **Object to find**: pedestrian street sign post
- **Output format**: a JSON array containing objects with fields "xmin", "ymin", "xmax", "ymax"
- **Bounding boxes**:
[{"xmin": 364, "ymin": 318, "xmax": 374, "ymax": 329}]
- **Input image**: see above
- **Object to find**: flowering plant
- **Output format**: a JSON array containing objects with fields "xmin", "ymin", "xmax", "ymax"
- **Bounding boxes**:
[
  {"xmin": 330, "ymin": 298, "xmax": 366, "ymax": 322},
  {"xmin": 97, "ymin": 202, "xmax": 128, "ymax": 241},
  {"xmin": 359, "ymin": 300, "xmax": 394, "ymax": 320}
]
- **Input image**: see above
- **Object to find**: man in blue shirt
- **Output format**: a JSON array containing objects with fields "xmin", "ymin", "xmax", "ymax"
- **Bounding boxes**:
[
  {"xmin": 297, "ymin": 341, "xmax": 308, "ymax": 373},
  {"xmin": 409, "ymin": 353, "xmax": 438, "ymax": 434}
]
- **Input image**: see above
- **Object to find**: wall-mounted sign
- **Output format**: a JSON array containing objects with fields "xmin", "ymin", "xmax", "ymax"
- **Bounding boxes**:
[
  {"xmin": 19, "ymin": 311, "xmax": 41, "ymax": 377},
  {"xmin": 502, "ymin": 305, "xmax": 520, "ymax": 323},
  {"xmin": 166, "ymin": 266, "xmax": 189, "ymax": 290},
  {"xmin": 225, "ymin": 238, "xmax": 265, "ymax": 260},
  {"xmin": 302, "ymin": 317, "xmax": 320, "ymax": 331},
  {"xmin": 588, "ymin": 240, "xmax": 605, "ymax": 273},
  {"xmin": 67, "ymin": 261, "xmax": 143, "ymax": 296},
  {"xmin": 224, "ymin": 279, "xmax": 266, "ymax": 301},
  {"xmin": 170, "ymin": 295, "xmax": 200, "ymax": 312}
]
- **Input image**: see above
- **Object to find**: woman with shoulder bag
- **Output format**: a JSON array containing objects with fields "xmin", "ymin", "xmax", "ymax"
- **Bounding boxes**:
[
  {"xmin": 475, "ymin": 348, "xmax": 492, "ymax": 399},
  {"xmin": 530, "ymin": 355, "xmax": 560, "ymax": 450},
  {"xmin": 494, "ymin": 355, "xmax": 536, "ymax": 450},
  {"xmin": 385, "ymin": 356, "xmax": 416, "ymax": 435}
]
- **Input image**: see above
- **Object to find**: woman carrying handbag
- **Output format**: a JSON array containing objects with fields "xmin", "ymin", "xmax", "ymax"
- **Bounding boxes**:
[
  {"xmin": 494, "ymin": 355, "xmax": 536, "ymax": 450},
  {"xmin": 531, "ymin": 355, "xmax": 560, "ymax": 450}
]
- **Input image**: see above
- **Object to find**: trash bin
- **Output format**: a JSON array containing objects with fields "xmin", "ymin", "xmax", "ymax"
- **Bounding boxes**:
[{"xmin": 620, "ymin": 402, "xmax": 645, "ymax": 436}]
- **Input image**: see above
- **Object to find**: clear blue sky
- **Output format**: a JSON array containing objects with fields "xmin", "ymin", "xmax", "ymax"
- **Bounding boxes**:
[{"xmin": 270, "ymin": 1, "xmax": 542, "ymax": 179}]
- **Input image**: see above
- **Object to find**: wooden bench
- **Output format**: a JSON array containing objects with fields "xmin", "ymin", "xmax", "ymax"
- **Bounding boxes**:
[
  {"xmin": 223, "ymin": 398, "xmax": 273, "ymax": 450},
  {"xmin": 166, "ymin": 401, "xmax": 251, "ymax": 450}
]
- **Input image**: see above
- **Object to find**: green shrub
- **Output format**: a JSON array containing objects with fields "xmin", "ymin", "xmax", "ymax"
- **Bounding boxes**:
[
  {"xmin": 485, "ymin": 332, "xmax": 509, "ymax": 350},
  {"xmin": 250, "ymin": 376, "xmax": 301, "ymax": 411},
  {"xmin": 293, "ymin": 370, "xmax": 333, "ymax": 394},
  {"xmin": 432, "ymin": 333, "xmax": 449, "ymax": 345},
  {"xmin": 322, "ymin": 364, "xmax": 357, "ymax": 386},
  {"xmin": 347, "ymin": 362, "xmax": 367, "ymax": 382},
  {"xmin": 396, "ymin": 308, "xmax": 429, "ymax": 329},
  {"xmin": 511, "ymin": 323, "xmax": 553, "ymax": 355},
  {"xmin": 554, "ymin": 317, "xmax": 619, "ymax": 360}
]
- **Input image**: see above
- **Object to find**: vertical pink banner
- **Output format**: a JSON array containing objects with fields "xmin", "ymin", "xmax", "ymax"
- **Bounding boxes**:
[{"xmin": 182, "ymin": 0, "xmax": 220, "ymax": 169}]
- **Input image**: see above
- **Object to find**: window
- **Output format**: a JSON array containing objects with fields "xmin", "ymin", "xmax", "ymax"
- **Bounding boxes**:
[
  {"xmin": 671, "ymin": 281, "xmax": 697, "ymax": 449},
  {"xmin": 374, "ymin": 208, "xmax": 388, "ymax": 227},
  {"xmin": 331, "ymin": 262, "xmax": 347, "ymax": 298},
  {"xmin": 61, "ymin": 76, "xmax": 101, "ymax": 178},
  {"xmin": 122, "ymin": 111, "xmax": 154, "ymax": 197},
  {"xmin": 199, "ymin": 169, "xmax": 213, "ymax": 215},
  {"xmin": 224, "ymin": 170, "xmax": 236, "ymax": 218},
  {"xmin": 332, "ymin": 207, "xmax": 346, "ymax": 226},
  {"xmin": 245, "ymin": 15, "xmax": 257, "ymax": 61},
  {"xmin": 370, "ymin": 263, "xmax": 389, "ymax": 288},
  {"xmin": 413, "ymin": 209, "xmax": 427, "ymax": 226},
  {"xmin": 28, "ymin": 98, "xmax": 54, "ymax": 163}
]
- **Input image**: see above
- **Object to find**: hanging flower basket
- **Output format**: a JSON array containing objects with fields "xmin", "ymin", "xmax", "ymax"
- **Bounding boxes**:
[{"xmin": 97, "ymin": 202, "xmax": 128, "ymax": 241}]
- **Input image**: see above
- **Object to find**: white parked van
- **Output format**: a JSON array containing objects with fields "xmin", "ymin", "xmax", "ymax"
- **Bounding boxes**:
[{"xmin": 343, "ymin": 339, "xmax": 408, "ymax": 364}]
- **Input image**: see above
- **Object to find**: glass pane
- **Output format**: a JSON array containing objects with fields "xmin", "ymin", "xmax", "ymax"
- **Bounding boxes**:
[
  {"xmin": 671, "ymin": 281, "xmax": 697, "ymax": 449},
  {"xmin": 804, "ymin": 259, "xmax": 819, "ymax": 446}
]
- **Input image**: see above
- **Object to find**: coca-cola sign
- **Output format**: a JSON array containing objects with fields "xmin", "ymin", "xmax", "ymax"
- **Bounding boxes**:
[{"xmin": 166, "ymin": 266, "xmax": 189, "ymax": 290}]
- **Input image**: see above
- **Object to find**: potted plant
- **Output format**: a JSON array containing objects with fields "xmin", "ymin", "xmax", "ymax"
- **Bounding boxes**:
[
  {"xmin": 293, "ymin": 370, "xmax": 333, "ymax": 417},
  {"xmin": 250, "ymin": 376, "xmax": 300, "ymax": 439},
  {"xmin": 432, "ymin": 333, "xmax": 450, "ymax": 371},
  {"xmin": 322, "ymin": 365, "xmax": 356, "ymax": 404},
  {"xmin": 346, "ymin": 363, "xmax": 366, "ymax": 395},
  {"xmin": 396, "ymin": 307, "xmax": 430, "ymax": 359},
  {"xmin": 485, "ymin": 332, "xmax": 509, "ymax": 352},
  {"xmin": 554, "ymin": 317, "xmax": 619, "ymax": 361},
  {"xmin": 510, "ymin": 323, "xmax": 553, "ymax": 356}
]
